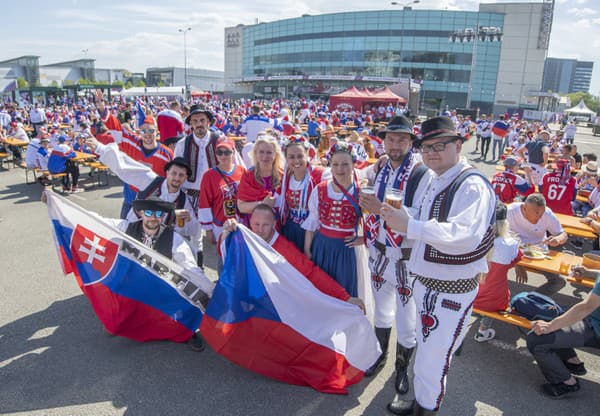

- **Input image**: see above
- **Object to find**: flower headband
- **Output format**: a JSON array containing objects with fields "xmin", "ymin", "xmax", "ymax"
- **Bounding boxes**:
[
  {"xmin": 326, "ymin": 141, "xmax": 357, "ymax": 162},
  {"xmin": 282, "ymin": 134, "xmax": 310, "ymax": 150}
]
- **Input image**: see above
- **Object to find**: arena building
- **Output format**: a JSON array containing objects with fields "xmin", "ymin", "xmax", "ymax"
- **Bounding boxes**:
[{"xmin": 225, "ymin": 1, "xmax": 554, "ymax": 114}]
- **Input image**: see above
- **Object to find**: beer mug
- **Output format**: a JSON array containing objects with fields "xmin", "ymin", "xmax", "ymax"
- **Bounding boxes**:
[
  {"xmin": 360, "ymin": 185, "xmax": 375, "ymax": 215},
  {"xmin": 385, "ymin": 188, "xmax": 403, "ymax": 209},
  {"xmin": 559, "ymin": 250, "xmax": 576, "ymax": 275},
  {"xmin": 175, "ymin": 209, "xmax": 187, "ymax": 228}
]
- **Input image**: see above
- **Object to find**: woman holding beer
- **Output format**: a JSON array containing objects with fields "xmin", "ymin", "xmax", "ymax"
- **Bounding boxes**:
[
  {"xmin": 302, "ymin": 142, "xmax": 367, "ymax": 297},
  {"xmin": 278, "ymin": 135, "xmax": 330, "ymax": 251}
]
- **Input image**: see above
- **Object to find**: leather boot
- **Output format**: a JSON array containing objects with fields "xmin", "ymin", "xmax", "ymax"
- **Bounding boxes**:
[
  {"xmin": 394, "ymin": 344, "xmax": 414, "ymax": 394},
  {"xmin": 387, "ymin": 397, "xmax": 414, "ymax": 415},
  {"xmin": 413, "ymin": 402, "xmax": 437, "ymax": 415},
  {"xmin": 365, "ymin": 327, "xmax": 391, "ymax": 377}
]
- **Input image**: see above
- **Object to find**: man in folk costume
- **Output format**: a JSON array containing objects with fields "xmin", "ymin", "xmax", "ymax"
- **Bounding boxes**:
[
  {"xmin": 174, "ymin": 105, "xmax": 223, "ymax": 267},
  {"xmin": 358, "ymin": 116, "xmax": 421, "ymax": 393},
  {"xmin": 380, "ymin": 116, "xmax": 495, "ymax": 415}
]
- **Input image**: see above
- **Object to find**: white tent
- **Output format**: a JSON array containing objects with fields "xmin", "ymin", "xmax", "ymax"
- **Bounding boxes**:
[{"xmin": 565, "ymin": 100, "xmax": 597, "ymax": 117}]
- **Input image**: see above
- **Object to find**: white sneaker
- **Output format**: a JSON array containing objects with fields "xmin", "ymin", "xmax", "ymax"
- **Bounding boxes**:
[{"xmin": 474, "ymin": 328, "xmax": 496, "ymax": 342}]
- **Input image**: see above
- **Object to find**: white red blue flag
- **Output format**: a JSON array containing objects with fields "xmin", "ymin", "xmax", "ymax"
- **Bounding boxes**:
[
  {"xmin": 46, "ymin": 192, "xmax": 207, "ymax": 342},
  {"xmin": 200, "ymin": 225, "xmax": 380, "ymax": 394}
]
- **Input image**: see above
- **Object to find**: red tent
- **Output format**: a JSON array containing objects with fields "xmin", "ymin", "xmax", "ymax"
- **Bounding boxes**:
[
  {"xmin": 328, "ymin": 87, "xmax": 367, "ymax": 111},
  {"xmin": 191, "ymin": 90, "xmax": 212, "ymax": 98},
  {"xmin": 329, "ymin": 86, "xmax": 406, "ymax": 112}
]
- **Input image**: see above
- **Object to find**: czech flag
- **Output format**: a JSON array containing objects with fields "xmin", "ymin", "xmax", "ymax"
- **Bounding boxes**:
[
  {"xmin": 200, "ymin": 225, "xmax": 380, "ymax": 394},
  {"xmin": 46, "ymin": 191, "xmax": 208, "ymax": 342}
]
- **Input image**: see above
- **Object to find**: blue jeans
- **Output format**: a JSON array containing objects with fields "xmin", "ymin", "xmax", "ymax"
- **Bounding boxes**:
[{"xmin": 492, "ymin": 139, "xmax": 503, "ymax": 160}]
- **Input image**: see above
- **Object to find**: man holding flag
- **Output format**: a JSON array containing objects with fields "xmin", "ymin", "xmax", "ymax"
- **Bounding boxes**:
[
  {"xmin": 44, "ymin": 192, "xmax": 213, "ymax": 348},
  {"xmin": 202, "ymin": 204, "xmax": 379, "ymax": 394},
  {"xmin": 219, "ymin": 204, "xmax": 365, "ymax": 310}
]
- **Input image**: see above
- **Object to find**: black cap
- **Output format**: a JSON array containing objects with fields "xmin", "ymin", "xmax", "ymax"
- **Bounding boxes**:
[
  {"xmin": 164, "ymin": 156, "xmax": 192, "ymax": 177},
  {"xmin": 377, "ymin": 115, "xmax": 416, "ymax": 140},
  {"xmin": 132, "ymin": 196, "xmax": 175, "ymax": 213}
]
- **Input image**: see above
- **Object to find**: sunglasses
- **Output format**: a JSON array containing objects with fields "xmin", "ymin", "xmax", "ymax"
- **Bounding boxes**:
[
  {"xmin": 216, "ymin": 150, "xmax": 233, "ymax": 156},
  {"xmin": 143, "ymin": 210, "xmax": 164, "ymax": 218},
  {"xmin": 141, "ymin": 128, "xmax": 156, "ymax": 134}
]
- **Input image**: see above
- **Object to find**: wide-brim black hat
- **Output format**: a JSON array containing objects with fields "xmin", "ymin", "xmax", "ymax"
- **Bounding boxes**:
[
  {"xmin": 185, "ymin": 104, "xmax": 214, "ymax": 125},
  {"xmin": 418, "ymin": 116, "xmax": 462, "ymax": 143},
  {"xmin": 377, "ymin": 115, "xmax": 416, "ymax": 140},
  {"xmin": 132, "ymin": 196, "xmax": 175, "ymax": 213},
  {"xmin": 164, "ymin": 156, "xmax": 192, "ymax": 177}
]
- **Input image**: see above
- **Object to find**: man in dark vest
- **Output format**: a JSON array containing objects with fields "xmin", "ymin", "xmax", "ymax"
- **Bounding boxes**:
[
  {"xmin": 380, "ymin": 116, "xmax": 495, "ymax": 415},
  {"xmin": 128, "ymin": 197, "xmax": 212, "ymax": 351},
  {"xmin": 174, "ymin": 104, "xmax": 222, "ymax": 267}
]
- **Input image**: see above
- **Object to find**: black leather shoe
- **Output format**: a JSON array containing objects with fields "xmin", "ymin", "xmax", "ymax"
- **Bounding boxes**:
[
  {"xmin": 541, "ymin": 379, "xmax": 580, "ymax": 399},
  {"xmin": 387, "ymin": 396, "xmax": 414, "ymax": 415},
  {"xmin": 189, "ymin": 332, "xmax": 206, "ymax": 352}
]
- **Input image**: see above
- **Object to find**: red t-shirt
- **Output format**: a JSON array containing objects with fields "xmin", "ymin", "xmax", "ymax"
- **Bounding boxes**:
[{"xmin": 541, "ymin": 172, "xmax": 576, "ymax": 216}]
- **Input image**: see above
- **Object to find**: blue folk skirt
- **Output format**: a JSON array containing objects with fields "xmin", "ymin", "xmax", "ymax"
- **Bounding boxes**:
[
  {"xmin": 282, "ymin": 221, "xmax": 306, "ymax": 252},
  {"xmin": 311, "ymin": 231, "xmax": 357, "ymax": 297}
]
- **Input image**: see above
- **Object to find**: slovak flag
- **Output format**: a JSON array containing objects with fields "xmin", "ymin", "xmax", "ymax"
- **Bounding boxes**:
[
  {"xmin": 200, "ymin": 225, "xmax": 380, "ymax": 394},
  {"xmin": 46, "ymin": 191, "xmax": 208, "ymax": 342}
]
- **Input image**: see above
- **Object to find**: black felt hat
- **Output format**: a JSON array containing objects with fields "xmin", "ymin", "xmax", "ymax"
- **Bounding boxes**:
[
  {"xmin": 185, "ymin": 104, "xmax": 214, "ymax": 125},
  {"xmin": 377, "ymin": 115, "xmax": 416, "ymax": 140},
  {"xmin": 164, "ymin": 156, "xmax": 192, "ymax": 177},
  {"xmin": 132, "ymin": 196, "xmax": 175, "ymax": 213},
  {"xmin": 419, "ymin": 116, "xmax": 461, "ymax": 143}
]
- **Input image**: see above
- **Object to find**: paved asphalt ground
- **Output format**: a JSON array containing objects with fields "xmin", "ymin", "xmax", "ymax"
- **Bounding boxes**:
[{"xmin": 1, "ymin": 125, "xmax": 599, "ymax": 415}]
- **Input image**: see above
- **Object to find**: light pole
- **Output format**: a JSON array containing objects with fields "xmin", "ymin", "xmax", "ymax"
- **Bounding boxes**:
[
  {"xmin": 449, "ymin": 25, "xmax": 503, "ymax": 109},
  {"xmin": 391, "ymin": 1, "xmax": 420, "ymax": 78},
  {"xmin": 178, "ymin": 27, "xmax": 191, "ymax": 99}
]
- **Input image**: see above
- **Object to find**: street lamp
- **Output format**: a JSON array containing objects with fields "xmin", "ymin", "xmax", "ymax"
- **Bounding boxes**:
[
  {"xmin": 391, "ymin": 1, "xmax": 420, "ymax": 79},
  {"xmin": 449, "ymin": 26, "xmax": 503, "ymax": 109},
  {"xmin": 178, "ymin": 27, "xmax": 192, "ymax": 99}
]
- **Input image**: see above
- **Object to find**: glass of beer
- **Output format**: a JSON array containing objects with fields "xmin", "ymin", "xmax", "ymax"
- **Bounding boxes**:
[
  {"xmin": 360, "ymin": 185, "xmax": 375, "ymax": 214},
  {"xmin": 385, "ymin": 188, "xmax": 403, "ymax": 209},
  {"xmin": 175, "ymin": 209, "xmax": 186, "ymax": 228},
  {"xmin": 559, "ymin": 250, "xmax": 576, "ymax": 275}
]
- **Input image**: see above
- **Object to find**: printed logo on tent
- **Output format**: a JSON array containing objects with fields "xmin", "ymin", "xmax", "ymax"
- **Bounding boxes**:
[{"xmin": 70, "ymin": 224, "xmax": 119, "ymax": 284}]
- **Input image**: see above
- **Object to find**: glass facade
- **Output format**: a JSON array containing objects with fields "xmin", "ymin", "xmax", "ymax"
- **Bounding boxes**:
[{"xmin": 239, "ymin": 10, "xmax": 504, "ymax": 111}]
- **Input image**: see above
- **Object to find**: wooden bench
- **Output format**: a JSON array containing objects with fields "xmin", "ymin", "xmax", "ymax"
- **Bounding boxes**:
[
  {"xmin": 0, "ymin": 152, "xmax": 12, "ymax": 169},
  {"xmin": 472, "ymin": 307, "xmax": 532, "ymax": 330},
  {"xmin": 85, "ymin": 161, "xmax": 110, "ymax": 187},
  {"xmin": 565, "ymin": 276, "xmax": 595, "ymax": 289}
]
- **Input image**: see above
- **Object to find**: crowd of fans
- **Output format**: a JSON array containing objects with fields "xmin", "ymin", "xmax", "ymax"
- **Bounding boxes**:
[{"xmin": 2, "ymin": 92, "xmax": 600, "ymax": 414}]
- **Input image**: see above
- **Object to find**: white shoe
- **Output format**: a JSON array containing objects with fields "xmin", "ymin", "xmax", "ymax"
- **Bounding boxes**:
[{"xmin": 474, "ymin": 328, "xmax": 496, "ymax": 342}]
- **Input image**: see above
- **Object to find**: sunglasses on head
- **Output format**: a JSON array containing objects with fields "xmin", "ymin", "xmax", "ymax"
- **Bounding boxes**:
[
  {"xmin": 143, "ymin": 210, "xmax": 164, "ymax": 218},
  {"xmin": 216, "ymin": 150, "xmax": 233, "ymax": 156},
  {"xmin": 141, "ymin": 128, "xmax": 156, "ymax": 134}
]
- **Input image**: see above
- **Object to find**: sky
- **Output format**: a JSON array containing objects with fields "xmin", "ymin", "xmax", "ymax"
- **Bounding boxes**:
[{"xmin": 1, "ymin": 0, "xmax": 599, "ymax": 95}]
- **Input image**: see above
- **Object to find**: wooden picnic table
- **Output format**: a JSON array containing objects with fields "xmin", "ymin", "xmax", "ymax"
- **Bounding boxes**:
[
  {"xmin": 3, "ymin": 137, "xmax": 29, "ymax": 147},
  {"xmin": 556, "ymin": 213, "xmax": 596, "ymax": 234},
  {"xmin": 72, "ymin": 151, "xmax": 97, "ymax": 163}
]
